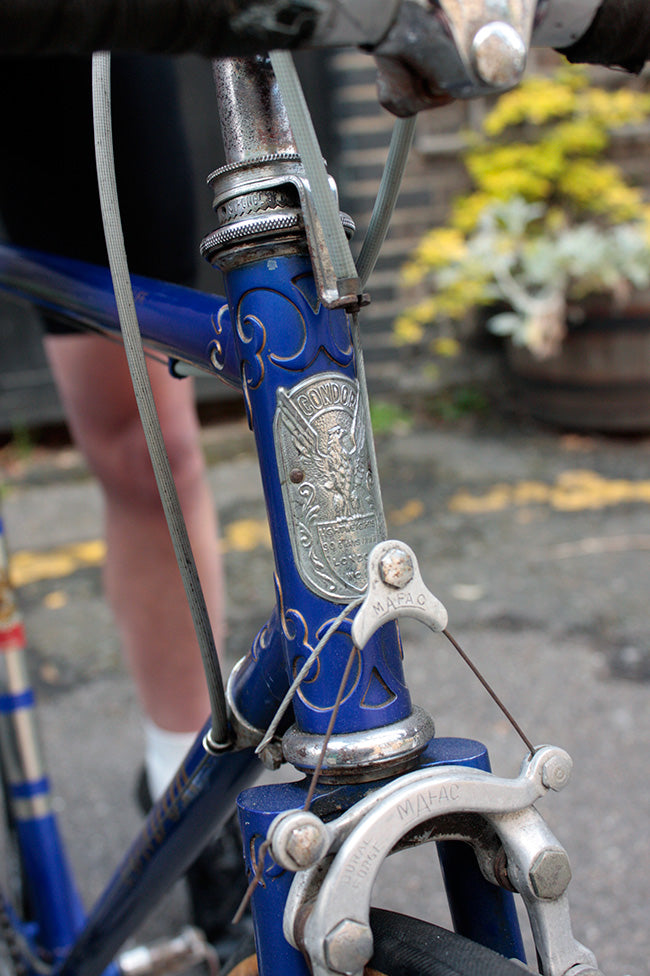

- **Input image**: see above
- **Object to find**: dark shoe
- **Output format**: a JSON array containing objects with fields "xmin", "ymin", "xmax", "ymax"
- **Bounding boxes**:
[{"xmin": 135, "ymin": 769, "xmax": 252, "ymax": 956}]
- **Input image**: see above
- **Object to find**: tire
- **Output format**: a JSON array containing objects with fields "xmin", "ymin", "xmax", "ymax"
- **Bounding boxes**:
[
  {"xmin": 368, "ymin": 908, "xmax": 528, "ymax": 976},
  {"xmin": 222, "ymin": 908, "xmax": 528, "ymax": 976}
]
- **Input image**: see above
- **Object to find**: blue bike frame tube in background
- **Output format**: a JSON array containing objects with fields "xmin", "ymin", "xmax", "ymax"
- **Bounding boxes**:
[{"xmin": 0, "ymin": 515, "xmax": 86, "ymax": 956}]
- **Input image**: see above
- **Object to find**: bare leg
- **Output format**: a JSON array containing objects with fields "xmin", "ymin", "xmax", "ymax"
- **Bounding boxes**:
[{"xmin": 44, "ymin": 333, "xmax": 223, "ymax": 734}]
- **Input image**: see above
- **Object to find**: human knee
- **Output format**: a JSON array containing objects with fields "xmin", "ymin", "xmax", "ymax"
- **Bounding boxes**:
[{"xmin": 93, "ymin": 411, "xmax": 206, "ymax": 510}]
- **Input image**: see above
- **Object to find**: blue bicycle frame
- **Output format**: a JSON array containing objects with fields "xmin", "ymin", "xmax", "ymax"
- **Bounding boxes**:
[{"xmin": 0, "ymin": 54, "xmax": 526, "ymax": 976}]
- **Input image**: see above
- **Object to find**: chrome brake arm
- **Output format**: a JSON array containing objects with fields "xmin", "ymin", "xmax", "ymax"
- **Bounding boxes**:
[
  {"xmin": 278, "ymin": 746, "xmax": 603, "ymax": 976},
  {"xmin": 495, "ymin": 811, "xmax": 602, "ymax": 976}
]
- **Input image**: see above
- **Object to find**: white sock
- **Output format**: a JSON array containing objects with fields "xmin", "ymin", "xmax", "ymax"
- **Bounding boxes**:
[{"xmin": 143, "ymin": 719, "xmax": 198, "ymax": 802}]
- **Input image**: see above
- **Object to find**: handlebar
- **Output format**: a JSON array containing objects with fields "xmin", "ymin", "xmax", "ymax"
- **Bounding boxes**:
[
  {"xmin": 1, "ymin": 1, "xmax": 647, "ymax": 111},
  {"xmin": 556, "ymin": 0, "xmax": 650, "ymax": 74}
]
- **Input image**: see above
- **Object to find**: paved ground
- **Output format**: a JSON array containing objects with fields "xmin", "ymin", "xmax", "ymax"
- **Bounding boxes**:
[{"xmin": 1, "ymin": 410, "xmax": 649, "ymax": 975}]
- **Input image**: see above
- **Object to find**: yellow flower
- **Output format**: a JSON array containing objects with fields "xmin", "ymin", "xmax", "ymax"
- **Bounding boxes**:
[
  {"xmin": 432, "ymin": 336, "xmax": 462, "ymax": 358},
  {"xmin": 466, "ymin": 144, "xmax": 555, "ymax": 200},
  {"xmin": 393, "ymin": 315, "xmax": 425, "ymax": 346},
  {"xmin": 400, "ymin": 228, "xmax": 467, "ymax": 282},
  {"xmin": 580, "ymin": 87, "xmax": 650, "ymax": 129},
  {"xmin": 549, "ymin": 118, "xmax": 607, "ymax": 157},
  {"xmin": 397, "ymin": 64, "xmax": 650, "ymax": 357},
  {"xmin": 435, "ymin": 279, "xmax": 488, "ymax": 319},
  {"xmin": 483, "ymin": 76, "xmax": 579, "ymax": 136},
  {"xmin": 559, "ymin": 162, "xmax": 644, "ymax": 221},
  {"xmin": 451, "ymin": 193, "xmax": 493, "ymax": 233},
  {"xmin": 416, "ymin": 228, "xmax": 467, "ymax": 268},
  {"xmin": 401, "ymin": 259, "xmax": 428, "ymax": 286}
]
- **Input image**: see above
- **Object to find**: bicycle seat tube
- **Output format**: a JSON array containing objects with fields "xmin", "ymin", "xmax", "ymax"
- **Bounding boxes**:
[{"xmin": 203, "ymin": 56, "xmax": 433, "ymax": 781}]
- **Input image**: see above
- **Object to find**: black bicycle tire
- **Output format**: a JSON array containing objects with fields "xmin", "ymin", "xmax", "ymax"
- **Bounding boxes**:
[
  {"xmin": 368, "ymin": 908, "xmax": 527, "ymax": 976},
  {"xmin": 222, "ymin": 908, "xmax": 528, "ymax": 976}
]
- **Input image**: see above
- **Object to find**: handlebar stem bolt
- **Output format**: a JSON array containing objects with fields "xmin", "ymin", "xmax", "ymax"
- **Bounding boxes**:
[
  {"xmin": 324, "ymin": 919, "xmax": 374, "ymax": 975},
  {"xmin": 379, "ymin": 548, "xmax": 414, "ymax": 589}
]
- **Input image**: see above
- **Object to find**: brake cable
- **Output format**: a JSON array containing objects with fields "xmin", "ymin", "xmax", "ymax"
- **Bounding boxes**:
[{"xmin": 91, "ymin": 51, "xmax": 229, "ymax": 748}]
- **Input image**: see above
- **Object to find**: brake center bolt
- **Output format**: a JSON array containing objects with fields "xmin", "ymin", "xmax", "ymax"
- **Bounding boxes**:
[
  {"xmin": 378, "ymin": 547, "xmax": 414, "ymax": 589},
  {"xmin": 324, "ymin": 919, "xmax": 374, "ymax": 976},
  {"xmin": 528, "ymin": 849, "xmax": 572, "ymax": 900},
  {"xmin": 268, "ymin": 809, "xmax": 329, "ymax": 872}
]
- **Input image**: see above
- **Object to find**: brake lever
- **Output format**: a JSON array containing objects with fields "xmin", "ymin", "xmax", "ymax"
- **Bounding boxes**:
[{"xmin": 372, "ymin": 0, "xmax": 538, "ymax": 116}]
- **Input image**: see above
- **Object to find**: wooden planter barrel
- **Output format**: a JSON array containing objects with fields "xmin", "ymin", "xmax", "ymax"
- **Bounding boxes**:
[{"xmin": 506, "ymin": 314, "xmax": 650, "ymax": 432}]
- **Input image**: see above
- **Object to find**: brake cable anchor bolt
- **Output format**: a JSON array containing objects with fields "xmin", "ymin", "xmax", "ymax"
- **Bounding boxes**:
[
  {"xmin": 378, "ymin": 547, "xmax": 414, "ymax": 589},
  {"xmin": 541, "ymin": 752, "xmax": 573, "ymax": 792},
  {"xmin": 268, "ymin": 809, "xmax": 329, "ymax": 872}
]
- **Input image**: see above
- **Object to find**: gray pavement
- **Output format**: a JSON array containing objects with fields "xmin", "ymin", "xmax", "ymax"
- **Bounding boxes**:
[{"xmin": 2, "ymin": 414, "xmax": 649, "ymax": 975}]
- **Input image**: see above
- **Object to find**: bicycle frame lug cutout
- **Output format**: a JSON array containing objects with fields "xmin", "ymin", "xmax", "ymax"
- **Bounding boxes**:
[
  {"xmin": 282, "ymin": 705, "xmax": 434, "ymax": 782},
  {"xmin": 352, "ymin": 540, "xmax": 448, "ymax": 650}
]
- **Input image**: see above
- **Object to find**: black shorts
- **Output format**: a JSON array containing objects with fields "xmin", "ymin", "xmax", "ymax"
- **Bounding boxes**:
[{"xmin": 0, "ymin": 55, "xmax": 197, "ymax": 334}]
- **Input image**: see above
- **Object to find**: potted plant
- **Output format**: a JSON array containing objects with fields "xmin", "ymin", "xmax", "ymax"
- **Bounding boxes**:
[{"xmin": 396, "ymin": 67, "xmax": 650, "ymax": 430}]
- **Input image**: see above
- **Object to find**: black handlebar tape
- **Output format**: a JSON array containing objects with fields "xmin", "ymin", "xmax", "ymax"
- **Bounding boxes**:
[
  {"xmin": 0, "ymin": 0, "xmax": 319, "ymax": 56},
  {"xmin": 559, "ymin": 0, "xmax": 650, "ymax": 73}
]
